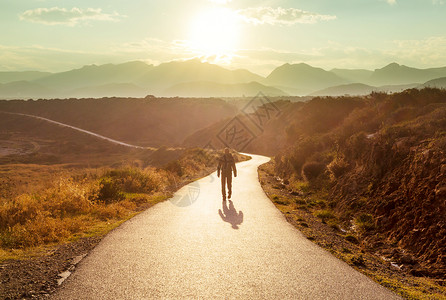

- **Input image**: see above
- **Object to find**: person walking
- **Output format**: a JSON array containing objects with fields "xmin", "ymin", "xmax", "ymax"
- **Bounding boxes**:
[{"xmin": 217, "ymin": 148, "xmax": 237, "ymax": 201}]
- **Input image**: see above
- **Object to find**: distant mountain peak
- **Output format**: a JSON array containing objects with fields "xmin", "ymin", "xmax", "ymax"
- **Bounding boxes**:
[
  {"xmin": 278, "ymin": 62, "xmax": 313, "ymax": 69},
  {"xmin": 388, "ymin": 62, "xmax": 400, "ymax": 67},
  {"xmin": 296, "ymin": 62, "xmax": 312, "ymax": 67},
  {"xmin": 380, "ymin": 62, "xmax": 401, "ymax": 70},
  {"xmin": 121, "ymin": 60, "xmax": 151, "ymax": 66},
  {"xmin": 81, "ymin": 64, "xmax": 99, "ymax": 69},
  {"xmin": 266, "ymin": 62, "xmax": 347, "ymax": 93}
]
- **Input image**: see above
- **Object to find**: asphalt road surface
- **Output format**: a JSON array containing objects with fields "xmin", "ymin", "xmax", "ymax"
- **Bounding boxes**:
[{"xmin": 53, "ymin": 154, "xmax": 400, "ymax": 299}]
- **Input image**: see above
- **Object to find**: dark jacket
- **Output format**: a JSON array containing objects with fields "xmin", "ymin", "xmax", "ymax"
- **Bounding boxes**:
[{"xmin": 217, "ymin": 153, "xmax": 237, "ymax": 177}]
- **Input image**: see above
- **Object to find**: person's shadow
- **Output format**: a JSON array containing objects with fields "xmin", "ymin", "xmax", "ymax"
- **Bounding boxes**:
[{"xmin": 218, "ymin": 200, "xmax": 243, "ymax": 229}]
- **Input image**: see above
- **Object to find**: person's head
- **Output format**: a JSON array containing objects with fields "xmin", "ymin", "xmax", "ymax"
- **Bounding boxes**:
[{"xmin": 224, "ymin": 148, "xmax": 230, "ymax": 154}]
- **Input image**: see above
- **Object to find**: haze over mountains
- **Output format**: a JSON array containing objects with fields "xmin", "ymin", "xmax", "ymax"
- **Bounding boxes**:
[{"xmin": 1, "ymin": 60, "xmax": 446, "ymax": 99}]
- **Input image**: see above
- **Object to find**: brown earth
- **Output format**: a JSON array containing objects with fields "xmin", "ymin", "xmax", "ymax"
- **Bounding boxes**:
[
  {"xmin": 258, "ymin": 160, "xmax": 446, "ymax": 299},
  {"xmin": 332, "ymin": 139, "xmax": 446, "ymax": 278}
]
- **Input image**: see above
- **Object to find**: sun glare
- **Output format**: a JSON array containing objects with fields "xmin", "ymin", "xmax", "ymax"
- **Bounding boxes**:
[{"xmin": 189, "ymin": 8, "xmax": 240, "ymax": 59}]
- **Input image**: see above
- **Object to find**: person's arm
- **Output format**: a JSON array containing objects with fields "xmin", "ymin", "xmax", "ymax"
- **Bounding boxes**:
[
  {"xmin": 232, "ymin": 157, "xmax": 237, "ymax": 177},
  {"xmin": 217, "ymin": 158, "xmax": 221, "ymax": 177}
]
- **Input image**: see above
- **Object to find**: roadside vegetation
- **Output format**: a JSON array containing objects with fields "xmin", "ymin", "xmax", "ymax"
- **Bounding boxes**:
[
  {"xmin": 259, "ymin": 88, "xmax": 446, "ymax": 299},
  {"xmin": 0, "ymin": 148, "xmax": 243, "ymax": 261}
]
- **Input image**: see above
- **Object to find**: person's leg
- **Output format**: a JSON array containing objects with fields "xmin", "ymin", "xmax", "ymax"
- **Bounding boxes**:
[
  {"xmin": 221, "ymin": 174, "xmax": 226, "ymax": 200},
  {"xmin": 227, "ymin": 175, "xmax": 232, "ymax": 199}
]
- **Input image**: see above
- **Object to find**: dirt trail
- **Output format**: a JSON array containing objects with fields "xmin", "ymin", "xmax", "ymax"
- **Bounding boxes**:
[{"xmin": 0, "ymin": 111, "xmax": 156, "ymax": 150}]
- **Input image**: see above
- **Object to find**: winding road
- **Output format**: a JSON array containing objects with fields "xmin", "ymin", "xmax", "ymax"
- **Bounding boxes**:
[{"xmin": 52, "ymin": 154, "xmax": 399, "ymax": 299}]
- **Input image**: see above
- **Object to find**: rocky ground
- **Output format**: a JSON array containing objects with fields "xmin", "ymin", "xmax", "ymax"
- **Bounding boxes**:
[{"xmin": 0, "ymin": 237, "xmax": 102, "ymax": 299}]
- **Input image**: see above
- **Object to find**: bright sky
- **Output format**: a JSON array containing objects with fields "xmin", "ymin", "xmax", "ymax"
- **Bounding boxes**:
[{"xmin": 1, "ymin": 0, "xmax": 446, "ymax": 75}]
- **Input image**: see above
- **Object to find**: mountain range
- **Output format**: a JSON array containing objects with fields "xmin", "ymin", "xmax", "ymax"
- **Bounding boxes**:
[{"xmin": 1, "ymin": 60, "xmax": 446, "ymax": 99}]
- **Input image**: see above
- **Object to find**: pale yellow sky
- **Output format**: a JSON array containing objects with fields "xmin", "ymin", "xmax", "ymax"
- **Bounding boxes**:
[{"xmin": 1, "ymin": 0, "xmax": 446, "ymax": 74}]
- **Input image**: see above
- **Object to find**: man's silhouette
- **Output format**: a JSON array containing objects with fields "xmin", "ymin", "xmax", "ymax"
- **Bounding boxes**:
[{"xmin": 217, "ymin": 148, "xmax": 237, "ymax": 201}]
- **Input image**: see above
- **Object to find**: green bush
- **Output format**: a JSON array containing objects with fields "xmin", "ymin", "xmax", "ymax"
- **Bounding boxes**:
[{"xmin": 98, "ymin": 177, "xmax": 125, "ymax": 204}]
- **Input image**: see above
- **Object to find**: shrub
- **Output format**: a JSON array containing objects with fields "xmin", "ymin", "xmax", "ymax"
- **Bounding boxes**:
[
  {"xmin": 327, "ymin": 157, "xmax": 350, "ymax": 179},
  {"xmin": 44, "ymin": 178, "xmax": 94, "ymax": 217},
  {"xmin": 0, "ymin": 194, "xmax": 41, "ymax": 230},
  {"xmin": 345, "ymin": 132, "xmax": 368, "ymax": 159},
  {"xmin": 315, "ymin": 209, "xmax": 335, "ymax": 223},
  {"xmin": 92, "ymin": 202, "xmax": 129, "ymax": 221},
  {"xmin": 292, "ymin": 181, "xmax": 311, "ymax": 194},
  {"xmin": 105, "ymin": 168, "xmax": 159, "ymax": 194},
  {"xmin": 302, "ymin": 162, "xmax": 326, "ymax": 181},
  {"xmin": 355, "ymin": 213, "xmax": 375, "ymax": 232},
  {"xmin": 289, "ymin": 138, "xmax": 322, "ymax": 175},
  {"xmin": 97, "ymin": 177, "xmax": 125, "ymax": 204},
  {"xmin": 1, "ymin": 213, "xmax": 70, "ymax": 248},
  {"xmin": 164, "ymin": 160, "xmax": 183, "ymax": 177}
]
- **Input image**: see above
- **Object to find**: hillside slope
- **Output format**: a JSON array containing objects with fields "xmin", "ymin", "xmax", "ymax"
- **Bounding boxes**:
[
  {"xmin": 310, "ymin": 83, "xmax": 376, "ymax": 96},
  {"xmin": 369, "ymin": 63, "xmax": 446, "ymax": 86},
  {"xmin": 0, "ymin": 81, "xmax": 55, "ymax": 99},
  {"xmin": 34, "ymin": 61, "xmax": 154, "ymax": 91},
  {"xmin": 0, "ymin": 71, "xmax": 51, "ymax": 84},
  {"xmin": 164, "ymin": 81, "xmax": 287, "ymax": 97},
  {"xmin": 273, "ymin": 88, "xmax": 446, "ymax": 276},
  {"xmin": 422, "ymin": 76, "xmax": 446, "ymax": 89},
  {"xmin": 137, "ymin": 59, "xmax": 263, "ymax": 91},
  {"xmin": 0, "ymin": 97, "xmax": 238, "ymax": 147},
  {"xmin": 266, "ymin": 63, "xmax": 348, "ymax": 94},
  {"xmin": 68, "ymin": 83, "xmax": 148, "ymax": 98}
]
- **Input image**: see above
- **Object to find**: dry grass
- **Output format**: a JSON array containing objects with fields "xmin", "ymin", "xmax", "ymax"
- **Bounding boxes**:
[
  {"xmin": 0, "ymin": 148, "xmax": 238, "ymax": 260},
  {"xmin": 0, "ymin": 173, "xmax": 168, "ymax": 251}
]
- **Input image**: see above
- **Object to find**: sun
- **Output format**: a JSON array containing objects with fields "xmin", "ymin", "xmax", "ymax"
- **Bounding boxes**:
[{"xmin": 188, "ymin": 8, "xmax": 240, "ymax": 58}]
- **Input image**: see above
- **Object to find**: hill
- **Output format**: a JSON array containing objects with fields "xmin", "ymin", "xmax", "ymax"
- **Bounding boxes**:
[
  {"xmin": 163, "ymin": 81, "xmax": 287, "ymax": 97},
  {"xmin": 136, "ymin": 59, "xmax": 264, "ymax": 92},
  {"xmin": 272, "ymin": 89, "xmax": 446, "ymax": 278},
  {"xmin": 369, "ymin": 63, "xmax": 446, "ymax": 85},
  {"xmin": 0, "ymin": 112, "xmax": 152, "ymax": 165},
  {"xmin": 0, "ymin": 71, "xmax": 51, "ymax": 84},
  {"xmin": 422, "ymin": 76, "xmax": 446, "ymax": 89},
  {"xmin": 183, "ymin": 99, "xmax": 306, "ymax": 155},
  {"xmin": 0, "ymin": 97, "xmax": 238, "ymax": 147},
  {"xmin": 68, "ymin": 83, "xmax": 148, "ymax": 98},
  {"xmin": 310, "ymin": 83, "xmax": 420, "ymax": 97},
  {"xmin": 310, "ymin": 83, "xmax": 376, "ymax": 96},
  {"xmin": 34, "ymin": 61, "xmax": 154, "ymax": 91},
  {"xmin": 266, "ymin": 63, "xmax": 348, "ymax": 94},
  {"xmin": 0, "ymin": 81, "xmax": 55, "ymax": 99},
  {"xmin": 330, "ymin": 68, "xmax": 373, "ymax": 83},
  {"xmin": 2, "ymin": 60, "xmax": 446, "ymax": 98}
]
